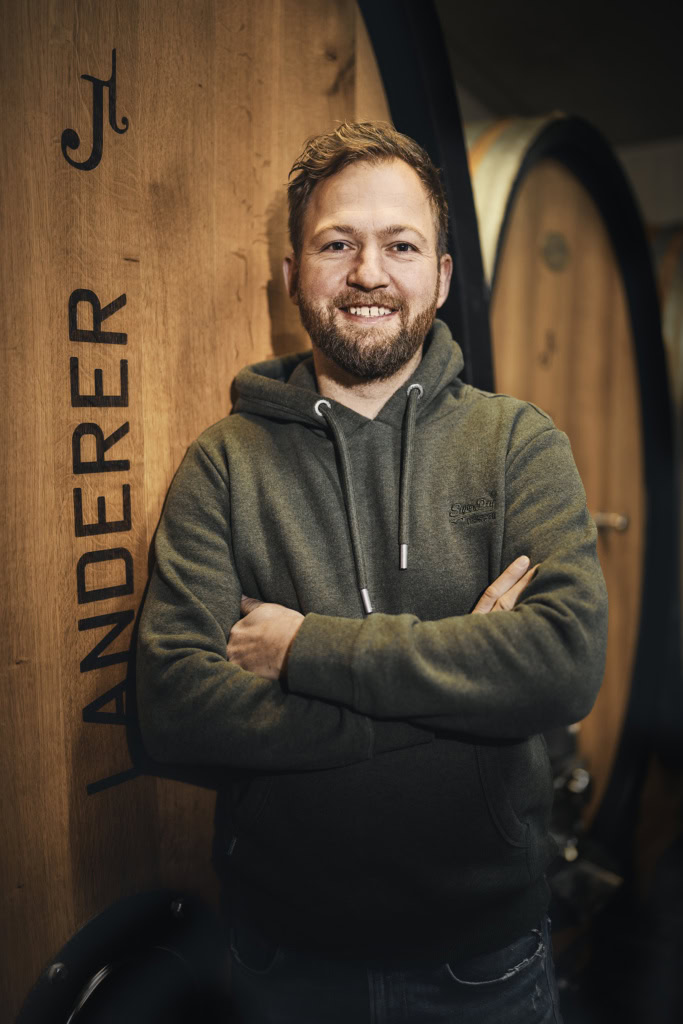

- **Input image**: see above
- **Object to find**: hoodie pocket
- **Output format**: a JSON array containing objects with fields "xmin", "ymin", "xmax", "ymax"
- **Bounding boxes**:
[
  {"xmin": 230, "ymin": 775, "xmax": 275, "ymax": 835},
  {"xmin": 475, "ymin": 743, "xmax": 530, "ymax": 848}
]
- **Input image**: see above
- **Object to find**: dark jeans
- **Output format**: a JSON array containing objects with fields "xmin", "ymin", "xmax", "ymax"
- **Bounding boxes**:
[{"xmin": 228, "ymin": 915, "xmax": 564, "ymax": 1023}]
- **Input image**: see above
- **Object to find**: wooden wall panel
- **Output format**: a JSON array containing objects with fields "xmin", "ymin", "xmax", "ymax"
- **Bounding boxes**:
[{"xmin": 0, "ymin": 2, "xmax": 391, "ymax": 1019}]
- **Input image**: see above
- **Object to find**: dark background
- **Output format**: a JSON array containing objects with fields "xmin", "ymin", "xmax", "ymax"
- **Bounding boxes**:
[{"xmin": 434, "ymin": 0, "xmax": 683, "ymax": 224}]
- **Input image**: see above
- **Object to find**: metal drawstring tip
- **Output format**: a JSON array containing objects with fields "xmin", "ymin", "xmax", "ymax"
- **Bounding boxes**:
[
  {"xmin": 360, "ymin": 588, "xmax": 373, "ymax": 615},
  {"xmin": 399, "ymin": 544, "xmax": 408, "ymax": 570}
]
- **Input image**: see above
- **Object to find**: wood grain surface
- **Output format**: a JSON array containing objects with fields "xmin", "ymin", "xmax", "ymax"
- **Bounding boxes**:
[{"xmin": 0, "ymin": 2, "xmax": 390, "ymax": 1019}]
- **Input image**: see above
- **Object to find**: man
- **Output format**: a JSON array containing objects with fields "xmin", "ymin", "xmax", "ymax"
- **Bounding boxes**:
[{"xmin": 137, "ymin": 121, "xmax": 607, "ymax": 1023}]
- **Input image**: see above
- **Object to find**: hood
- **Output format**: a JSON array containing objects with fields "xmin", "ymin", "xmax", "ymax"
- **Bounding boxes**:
[{"xmin": 232, "ymin": 318, "xmax": 465, "ymax": 433}]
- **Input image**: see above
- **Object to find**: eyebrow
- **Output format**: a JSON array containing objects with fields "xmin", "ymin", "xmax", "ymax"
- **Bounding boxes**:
[{"xmin": 311, "ymin": 224, "xmax": 430, "ymax": 247}]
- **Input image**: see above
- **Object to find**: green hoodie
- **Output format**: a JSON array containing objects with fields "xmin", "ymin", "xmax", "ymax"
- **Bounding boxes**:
[{"xmin": 137, "ymin": 319, "xmax": 608, "ymax": 962}]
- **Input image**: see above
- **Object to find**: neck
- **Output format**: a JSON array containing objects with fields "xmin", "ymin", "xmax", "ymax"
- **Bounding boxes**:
[{"xmin": 311, "ymin": 345, "xmax": 424, "ymax": 419}]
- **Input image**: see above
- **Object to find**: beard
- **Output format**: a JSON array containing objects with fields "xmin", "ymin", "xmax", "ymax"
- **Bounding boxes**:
[{"xmin": 295, "ymin": 275, "xmax": 441, "ymax": 381}]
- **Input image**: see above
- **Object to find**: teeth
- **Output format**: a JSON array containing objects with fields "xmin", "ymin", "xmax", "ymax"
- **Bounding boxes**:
[{"xmin": 347, "ymin": 306, "xmax": 394, "ymax": 317}]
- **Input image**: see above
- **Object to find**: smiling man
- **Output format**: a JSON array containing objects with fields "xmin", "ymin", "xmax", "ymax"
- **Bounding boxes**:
[
  {"xmin": 137, "ymin": 122, "xmax": 607, "ymax": 1023},
  {"xmin": 289, "ymin": 156, "xmax": 448, "ymax": 390}
]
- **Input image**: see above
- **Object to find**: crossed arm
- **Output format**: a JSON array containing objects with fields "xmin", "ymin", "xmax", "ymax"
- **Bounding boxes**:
[{"xmin": 227, "ymin": 556, "xmax": 540, "ymax": 681}]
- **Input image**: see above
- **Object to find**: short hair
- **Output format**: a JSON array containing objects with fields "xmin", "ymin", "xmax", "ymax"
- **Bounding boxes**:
[{"xmin": 287, "ymin": 121, "xmax": 449, "ymax": 261}]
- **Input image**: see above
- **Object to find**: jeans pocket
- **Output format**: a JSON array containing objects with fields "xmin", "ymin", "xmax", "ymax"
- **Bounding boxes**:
[
  {"xmin": 229, "ymin": 918, "xmax": 284, "ymax": 976},
  {"xmin": 444, "ymin": 924, "xmax": 545, "ymax": 986}
]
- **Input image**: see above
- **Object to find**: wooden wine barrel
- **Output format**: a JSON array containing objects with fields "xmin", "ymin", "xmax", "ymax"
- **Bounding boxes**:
[
  {"xmin": 650, "ymin": 226, "xmax": 683, "ymax": 414},
  {"xmin": 0, "ymin": 2, "xmax": 391, "ymax": 1019},
  {"xmin": 465, "ymin": 116, "xmax": 678, "ymax": 849},
  {"xmin": 650, "ymin": 225, "xmax": 683, "ymax": 663}
]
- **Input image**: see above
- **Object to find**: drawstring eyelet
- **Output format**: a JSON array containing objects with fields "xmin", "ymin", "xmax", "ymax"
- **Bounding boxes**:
[
  {"xmin": 406, "ymin": 383, "xmax": 424, "ymax": 399},
  {"xmin": 314, "ymin": 398, "xmax": 332, "ymax": 417}
]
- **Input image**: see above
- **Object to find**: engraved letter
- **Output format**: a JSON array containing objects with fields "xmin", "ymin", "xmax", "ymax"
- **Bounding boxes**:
[
  {"xmin": 70, "ymin": 357, "xmax": 129, "ymax": 407},
  {"xmin": 78, "ymin": 610, "xmax": 135, "ymax": 672},
  {"xmin": 61, "ymin": 49, "xmax": 129, "ymax": 171},
  {"xmin": 77, "ymin": 548, "xmax": 134, "ymax": 604},
  {"xmin": 74, "ymin": 484, "xmax": 131, "ymax": 536},
  {"xmin": 69, "ymin": 290, "xmax": 127, "ymax": 345},
  {"xmin": 72, "ymin": 422, "xmax": 130, "ymax": 475}
]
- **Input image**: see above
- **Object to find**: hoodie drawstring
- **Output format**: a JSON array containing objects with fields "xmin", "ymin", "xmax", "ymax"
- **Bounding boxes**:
[
  {"xmin": 315, "ymin": 399, "xmax": 373, "ymax": 615},
  {"xmin": 399, "ymin": 383, "xmax": 423, "ymax": 571},
  {"xmin": 314, "ymin": 383, "xmax": 423, "ymax": 617}
]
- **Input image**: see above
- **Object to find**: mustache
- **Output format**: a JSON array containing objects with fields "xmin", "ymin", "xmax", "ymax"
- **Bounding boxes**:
[{"xmin": 333, "ymin": 294, "xmax": 403, "ymax": 311}]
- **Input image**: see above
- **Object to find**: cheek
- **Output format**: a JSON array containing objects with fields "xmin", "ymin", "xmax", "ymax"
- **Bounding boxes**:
[
  {"xmin": 300, "ymin": 267, "xmax": 343, "ymax": 301},
  {"xmin": 392, "ymin": 263, "xmax": 436, "ymax": 293},
  {"xmin": 396, "ymin": 278, "xmax": 433, "ymax": 308}
]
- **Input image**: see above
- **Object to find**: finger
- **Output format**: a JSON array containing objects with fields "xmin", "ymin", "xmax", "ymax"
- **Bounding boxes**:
[
  {"xmin": 472, "ymin": 555, "xmax": 530, "ymax": 614},
  {"xmin": 226, "ymin": 622, "xmax": 240, "ymax": 658},
  {"xmin": 495, "ymin": 564, "xmax": 540, "ymax": 611},
  {"xmin": 240, "ymin": 595, "xmax": 262, "ymax": 616},
  {"xmin": 502, "ymin": 563, "xmax": 540, "ymax": 604},
  {"xmin": 227, "ymin": 620, "xmax": 247, "ymax": 662}
]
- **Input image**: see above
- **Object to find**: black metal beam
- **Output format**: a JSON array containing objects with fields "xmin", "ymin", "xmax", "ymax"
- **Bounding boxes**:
[{"xmin": 357, "ymin": 0, "xmax": 493, "ymax": 390}]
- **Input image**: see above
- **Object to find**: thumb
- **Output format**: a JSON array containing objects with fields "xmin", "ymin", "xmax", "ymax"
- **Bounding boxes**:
[{"xmin": 240, "ymin": 595, "xmax": 262, "ymax": 616}]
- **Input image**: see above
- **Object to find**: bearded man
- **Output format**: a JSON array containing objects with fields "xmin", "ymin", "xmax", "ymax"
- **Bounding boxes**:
[{"xmin": 137, "ymin": 121, "xmax": 607, "ymax": 1023}]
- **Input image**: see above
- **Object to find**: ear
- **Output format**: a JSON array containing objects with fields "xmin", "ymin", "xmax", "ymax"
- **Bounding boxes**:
[
  {"xmin": 282, "ymin": 254, "xmax": 299, "ymax": 305},
  {"xmin": 436, "ymin": 253, "xmax": 453, "ymax": 310}
]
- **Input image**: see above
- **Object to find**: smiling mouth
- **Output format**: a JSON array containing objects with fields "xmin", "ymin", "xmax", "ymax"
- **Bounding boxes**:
[{"xmin": 341, "ymin": 305, "xmax": 397, "ymax": 320}]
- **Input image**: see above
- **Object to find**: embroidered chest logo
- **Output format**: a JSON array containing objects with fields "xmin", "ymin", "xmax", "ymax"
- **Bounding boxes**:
[{"xmin": 449, "ymin": 496, "xmax": 496, "ymax": 525}]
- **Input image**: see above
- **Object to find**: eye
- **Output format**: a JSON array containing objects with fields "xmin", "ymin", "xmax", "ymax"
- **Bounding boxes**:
[
  {"xmin": 322, "ymin": 241, "xmax": 350, "ymax": 251},
  {"xmin": 391, "ymin": 242, "xmax": 417, "ymax": 252}
]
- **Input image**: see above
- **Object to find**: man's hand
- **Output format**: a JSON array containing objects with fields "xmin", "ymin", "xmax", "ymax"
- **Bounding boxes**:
[
  {"xmin": 226, "ymin": 597, "xmax": 304, "ymax": 680},
  {"xmin": 471, "ymin": 556, "xmax": 539, "ymax": 614}
]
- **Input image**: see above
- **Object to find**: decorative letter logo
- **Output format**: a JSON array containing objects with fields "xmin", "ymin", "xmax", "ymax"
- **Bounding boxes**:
[{"xmin": 61, "ymin": 49, "xmax": 129, "ymax": 171}]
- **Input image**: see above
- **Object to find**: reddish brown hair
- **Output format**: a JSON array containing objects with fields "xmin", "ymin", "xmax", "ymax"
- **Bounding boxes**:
[{"xmin": 287, "ymin": 121, "xmax": 449, "ymax": 260}]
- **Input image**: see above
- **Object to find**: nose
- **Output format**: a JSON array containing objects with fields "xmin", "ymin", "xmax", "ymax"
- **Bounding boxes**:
[{"xmin": 346, "ymin": 243, "xmax": 390, "ymax": 291}]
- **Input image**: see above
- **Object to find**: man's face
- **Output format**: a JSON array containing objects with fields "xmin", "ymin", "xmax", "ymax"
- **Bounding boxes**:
[{"xmin": 284, "ymin": 158, "xmax": 452, "ymax": 380}]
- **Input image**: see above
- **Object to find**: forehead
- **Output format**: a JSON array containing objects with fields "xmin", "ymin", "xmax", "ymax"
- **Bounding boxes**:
[{"xmin": 304, "ymin": 158, "xmax": 435, "ymax": 239}]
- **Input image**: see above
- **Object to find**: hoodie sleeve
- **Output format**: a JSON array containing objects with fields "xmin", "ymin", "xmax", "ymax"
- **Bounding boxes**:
[
  {"xmin": 287, "ymin": 424, "xmax": 608, "ymax": 739},
  {"xmin": 136, "ymin": 440, "xmax": 432, "ymax": 770}
]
